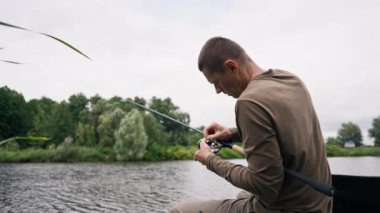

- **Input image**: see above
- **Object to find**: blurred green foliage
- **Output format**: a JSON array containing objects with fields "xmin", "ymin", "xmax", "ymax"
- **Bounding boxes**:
[
  {"xmin": 326, "ymin": 144, "xmax": 380, "ymax": 157},
  {"xmin": 0, "ymin": 86, "xmax": 211, "ymax": 162},
  {"xmin": 337, "ymin": 122, "xmax": 363, "ymax": 147},
  {"xmin": 369, "ymin": 116, "xmax": 380, "ymax": 147},
  {"xmin": 114, "ymin": 109, "xmax": 147, "ymax": 161},
  {"xmin": 2, "ymin": 86, "xmax": 380, "ymax": 163}
]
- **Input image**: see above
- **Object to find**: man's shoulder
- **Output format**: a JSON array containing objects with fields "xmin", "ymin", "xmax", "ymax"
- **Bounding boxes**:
[
  {"xmin": 238, "ymin": 69, "xmax": 304, "ymax": 104},
  {"xmin": 256, "ymin": 69, "xmax": 299, "ymax": 80}
]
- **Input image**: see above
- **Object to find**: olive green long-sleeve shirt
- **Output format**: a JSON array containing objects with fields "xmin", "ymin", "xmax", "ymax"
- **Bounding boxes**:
[{"xmin": 205, "ymin": 69, "xmax": 332, "ymax": 212}]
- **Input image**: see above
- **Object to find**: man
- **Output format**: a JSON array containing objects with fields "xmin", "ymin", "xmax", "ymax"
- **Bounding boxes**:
[{"xmin": 171, "ymin": 37, "xmax": 332, "ymax": 212}]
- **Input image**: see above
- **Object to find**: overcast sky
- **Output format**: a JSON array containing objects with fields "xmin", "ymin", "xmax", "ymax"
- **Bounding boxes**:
[{"xmin": 1, "ymin": 0, "xmax": 379, "ymax": 144}]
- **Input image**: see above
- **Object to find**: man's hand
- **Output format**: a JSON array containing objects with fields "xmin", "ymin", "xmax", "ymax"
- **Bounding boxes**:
[
  {"xmin": 204, "ymin": 122, "xmax": 232, "ymax": 141},
  {"xmin": 194, "ymin": 138, "xmax": 214, "ymax": 165}
]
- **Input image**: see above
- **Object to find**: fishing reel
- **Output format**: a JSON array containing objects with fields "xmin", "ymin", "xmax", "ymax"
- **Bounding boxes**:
[{"xmin": 198, "ymin": 139, "xmax": 232, "ymax": 154}]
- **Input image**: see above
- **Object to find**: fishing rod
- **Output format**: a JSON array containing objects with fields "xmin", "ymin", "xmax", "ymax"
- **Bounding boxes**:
[
  {"xmin": 0, "ymin": 136, "xmax": 50, "ymax": 146},
  {"xmin": 126, "ymin": 99, "xmax": 334, "ymax": 197},
  {"xmin": 125, "ymin": 99, "xmax": 243, "ymax": 154}
]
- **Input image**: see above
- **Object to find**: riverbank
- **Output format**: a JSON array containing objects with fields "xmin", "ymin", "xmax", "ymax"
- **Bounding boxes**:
[
  {"xmin": 326, "ymin": 144, "xmax": 380, "ymax": 157},
  {"xmin": 0, "ymin": 144, "xmax": 243, "ymax": 162},
  {"xmin": 1, "ymin": 144, "xmax": 380, "ymax": 163}
]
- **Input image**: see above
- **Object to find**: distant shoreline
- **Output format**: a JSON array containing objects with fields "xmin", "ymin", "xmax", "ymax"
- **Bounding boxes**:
[
  {"xmin": 0, "ymin": 144, "xmax": 243, "ymax": 163},
  {"xmin": 326, "ymin": 144, "xmax": 380, "ymax": 157},
  {"xmin": 1, "ymin": 144, "xmax": 380, "ymax": 163}
]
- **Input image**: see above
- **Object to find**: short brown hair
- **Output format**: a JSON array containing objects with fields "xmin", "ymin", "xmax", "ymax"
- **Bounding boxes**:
[{"xmin": 198, "ymin": 37, "xmax": 247, "ymax": 73}]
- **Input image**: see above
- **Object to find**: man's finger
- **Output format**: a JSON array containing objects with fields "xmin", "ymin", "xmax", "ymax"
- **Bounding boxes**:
[
  {"xmin": 206, "ymin": 134, "xmax": 216, "ymax": 141},
  {"xmin": 199, "ymin": 140, "xmax": 212, "ymax": 150},
  {"xmin": 203, "ymin": 122, "xmax": 217, "ymax": 137},
  {"xmin": 197, "ymin": 138, "xmax": 205, "ymax": 149},
  {"xmin": 194, "ymin": 150, "xmax": 199, "ymax": 161}
]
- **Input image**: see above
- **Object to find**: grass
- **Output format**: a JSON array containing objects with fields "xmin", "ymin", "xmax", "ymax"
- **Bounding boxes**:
[
  {"xmin": 0, "ymin": 144, "xmax": 244, "ymax": 163},
  {"xmin": 0, "ymin": 146, "xmax": 115, "ymax": 163},
  {"xmin": 1, "ymin": 144, "xmax": 379, "ymax": 163},
  {"xmin": 326, "ymin": 144, "xmax": 380, "ymax": 157},
  {"xmin": 0, "ymin": 148, "xmax": 56, "ymax": 162}
]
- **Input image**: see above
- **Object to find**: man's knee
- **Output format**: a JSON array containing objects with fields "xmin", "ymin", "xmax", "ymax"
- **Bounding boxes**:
[
  {"xmin": 169, "ymin": 204, "xmax": 181, "ymax": 213},
  {"xmin": 169, "ymin": 202, "xmax": 196, "ymax": 213},
  {"xmin": 169, "ymin": 200, "xmax": 220, "ymax": 213}
]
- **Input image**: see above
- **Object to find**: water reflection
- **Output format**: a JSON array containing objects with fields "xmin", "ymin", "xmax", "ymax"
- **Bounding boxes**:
[
  {"xmin": 0, "ymin": 162, "xmax": 190, "ymax": 212},
  {"xmin": 328, "ymin": 157, "xmax": 380, "ymax": 176},
  {"xmin": 0, "ymin": 157, "xmax": 379, "ymax": 212}
]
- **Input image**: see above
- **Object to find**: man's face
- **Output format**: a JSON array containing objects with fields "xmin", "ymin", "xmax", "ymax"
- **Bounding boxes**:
[{"xmin": 202, "ymin": 67, "xmax": 240, "ymax": 98}]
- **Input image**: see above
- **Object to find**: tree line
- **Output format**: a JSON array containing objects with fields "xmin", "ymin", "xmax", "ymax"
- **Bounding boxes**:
[
  {"xmin": 1, "ymin": 86, "xmax": 380, "ymax": 162},
  {"xmin": 0, "ymin": 86, "xmax": 201, "ymax": 160},
  {"xmin": 326, "ymin": 120, "xmax": 380, "ymax": 147}
]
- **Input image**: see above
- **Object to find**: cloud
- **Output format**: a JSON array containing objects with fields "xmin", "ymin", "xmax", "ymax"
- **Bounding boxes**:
[{"xmin": 1, "ymin": 0, "xmax": 379, "ymax": 144}]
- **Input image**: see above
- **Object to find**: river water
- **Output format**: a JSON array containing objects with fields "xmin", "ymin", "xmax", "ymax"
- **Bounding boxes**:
[{"xmin": 1, "ymin": 157, "xmax": 379, "ymax": 212}]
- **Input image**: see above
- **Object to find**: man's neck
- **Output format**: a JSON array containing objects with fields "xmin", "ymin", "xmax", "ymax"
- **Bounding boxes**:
[{"xmin": 247, "ymin": 62, "xmax": 264, "ymax": 81}]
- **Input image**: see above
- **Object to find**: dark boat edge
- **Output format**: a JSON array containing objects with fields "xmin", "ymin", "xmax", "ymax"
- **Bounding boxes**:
[{"xmin": 332, "ymin": 174, "xmax": 380, "ymax": 213}]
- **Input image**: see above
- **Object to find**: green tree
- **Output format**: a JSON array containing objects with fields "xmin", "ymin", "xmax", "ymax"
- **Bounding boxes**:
[
  {"xmin": 88, "ymin": 98, "xmax": 112, "ymax": 144},
  {"xmin": 132, "ymin": 96, "xmax": 147, "ymax": 106},
  {"xmin": 141, "ymin": 113, "xmax": 170, "ymax": 160},
  {"xmin": 75, "ymin": 122, "xmax": 96, "ymax": 146},
  {"xmin": 27, "ymin": 97, "xmax": 56, "ymax": 136},
  {"xmin": 114, "ymin": 109, "xmax": 148, "ymax": 160},
  {"xmin": 97, "ymin": 113, "xmax": 114, "ymax": 147},
  {"xmin": 170, "ymin": 110, "xmax": 191, "ymax": 146},
  {"xmin": 89, "ymin": 94, "xmax": 102, "ymax": 107},
  {"xmin": 97, "ymin": 108, "xmax": 126, "ymax": 147},
  {"xmin": 143, "ymin": 113, "xmax": 170, "ymax": 146},
  {"xmin": 54, "ymin": 136, "xmax": 76, "ymax": 161},
  {"xmin": 28, "ymin": 98, "xmax": 73, "ymax": 146},
  {"xmin": 337, "ymin": 122, "xmax": 363, "ymax": 147},
  {"xmin": 369, "ymin": 116, "xmax": 380, "ymax": 146},
  {"xmin": 109, "ymin": 96, "xmax": 123, "ymax": 109},
  {"xmin": 48, "ymin": 101, "xmax": 74, "ymax": 146},
  {"xmin": 68, "ymin": 93, "xmax": 89, "ymax": 124},
  {"xmin": 124, "ymin": 97, "xmax": 147, "ymax": 112},
  {"xmin": 326, "ymin": 136, "xmax": 342, "ymax": 146},
  {"xmin": 148, "ymin": 97, "xmax": 191, "ymax": 146},
  {"xmin": 0, "ymin": 86, "xmax": 31, "ymax": 140}
]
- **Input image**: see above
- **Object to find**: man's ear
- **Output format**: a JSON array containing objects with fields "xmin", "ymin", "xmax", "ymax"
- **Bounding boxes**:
[{"xmin": 224, "ymin": 60, "xmax": 238, "ymax": 73}]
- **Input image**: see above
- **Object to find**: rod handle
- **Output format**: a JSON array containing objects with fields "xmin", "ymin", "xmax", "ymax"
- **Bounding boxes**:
[
  {"xmin": 232, "ymin": 144, "xmax": 245, "ymax": 155},
  {"xmin": 284, "ymin": 168, "xmax": 334, "ymax": 197}
]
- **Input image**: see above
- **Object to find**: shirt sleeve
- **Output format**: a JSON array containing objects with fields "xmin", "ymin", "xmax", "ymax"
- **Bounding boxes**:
[
  {"xmin": 205, "ymin": 100, "xmax": 284, "ymax": 206},
  {"xmin": 228, "ymin": 127, "xmax": 242, "ymax": 142}
]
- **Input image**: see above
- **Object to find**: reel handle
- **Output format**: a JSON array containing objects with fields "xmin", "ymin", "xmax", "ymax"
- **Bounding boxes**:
[{"xmin": 198, "ymin": 139, "xmax": 236, "ymax": 154}]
